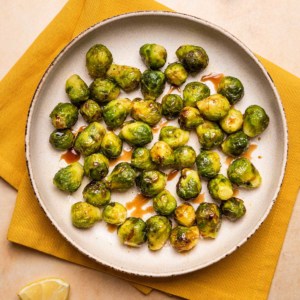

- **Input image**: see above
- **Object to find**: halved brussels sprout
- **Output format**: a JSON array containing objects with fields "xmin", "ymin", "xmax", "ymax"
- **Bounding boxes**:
[
  {"xmin": 50, "ymin": 103, "xmax": 78, "ymax": 129},
  {"xmin": 220, "ymin": 197, "xmax": 246, "ymax": 221},
  {"xmin": 153, "ymin": 189, "xmax": 177, "ymax": 216},
  {"xmin": 141, "ymin": 70, "xmax": 166, "ymax": 100},
  {"xmin": 65, "ymin": 74, "xmax": 90, "ymax": 104},
  {"xmin": 102, "ymin": 202, "xmax": 127, "ymax": 225},
  {"xmin": 227, "ymin": 157, "xmax": 262, "ymax": 189},
  {"xmin": 170, "ymin": 226, "xmax": 199, "ymax": 252},
  {"xmin": 177, "ymin": 168, "xmax": 202, "ymax": 200},
  {"xmin": 83, "ymin": 181, "xmax": 111, "ymax": 207},
  {"xmin": 164, "ymin": 62, "xmax": 188, "ymax": 86},
  {"xmin": 139, "ymin": 43, "xmax": 167, "ymax": 69},
  {"xmin": 219, "ymin": 108, "xmax": 243, "ymax": 134},
  {"xmin": 131, "ymin": 147, "xmax": 157, "ymax": 171},
  {"xmin": 49, "ymin": 129, "xmax": 74, "ymax": 150},
  {"xmin": 221, "ymin": 131, "xmax": 249, "ymax": 157},
  {"xmin": 183, "ymin": 82, "xmax": 210, "ymax": 107},
  {"xmin": 80, "ymin": 100, "xmax": 102, "ymax": 123},
  {"xmin": 83, "ymin": 153, "xmax": 109, "ymax": 180},
  {"xmin": 174, "ymin": 145, "xmax": 196, "ymax": 169},
  {"xmin": 217, "ymin": 76, "xmax": 244, "ymax": 105},
  {"xmin": 161, "ymin": 94, "xmax": 183, "ymax": 120},
  {"xmin": 159, "ymin": 126, "xmax": 189, "ymax": 149},
  {"xmin": 196, "ymin": 150, "xmax": 221, "ymax": 179},
  {"xmin": 100, "ymin": 131, "xmax": 123, "ymax": 159},
  {"xmin": 178, "ymin": 106, "xmax": 204, "ymax": 130},
  {"xmin": 208, "ymin": 174, "xmax": 234, "ymax": 201},
  {"xmin": 150, "ymin": 141, "xmax": 175, "ymax": 168},
  {"xmin": 71, "ymin": 202, "xmax": 101, "ymax": 229},
  {"xmin": 89, "ymin": 78, "xmax": 120, "ymax": 103},
  {"xmin": 53, "ymin": 162, "xmax": 84, "ymax": 193},
  {"xmin": 174, "ymin": 203, "xmax": 196, "ymax": 227}
]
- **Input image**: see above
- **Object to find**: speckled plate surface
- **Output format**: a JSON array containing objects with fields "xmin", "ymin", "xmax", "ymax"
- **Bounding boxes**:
[{"xmin": 25, "ymin": 11, "xmax": 287, "ymax": 277}]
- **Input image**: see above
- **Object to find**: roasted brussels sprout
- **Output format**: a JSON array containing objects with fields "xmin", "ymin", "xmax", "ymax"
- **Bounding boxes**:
[
  {"xmin": 131, "ymin": 98, "xmax": 162, "ymax": 126},
  {"xmin": 139, "ymin": 43, "xmax": 167, "ymax": 69},
  {"xmin": 74, "ymin": 122, "xmax": 106, "ymax": 156},
  {"xmin": 100, "ymin": 131, "xmax": 123, "ymax": 159},
  {"xmin": 83, "ymin": 153, "xmax": 109, "ymax": 180},
  {"xmin": 161, "ymin": 94, "xmax": 183, "ymax": 120},
  {"xmin": 80, "ymin": 100, "xmax": 102, "ymax": 123},
  {"xmin": 243, "ymin": 105, "xmax": 270, "ymax": 137},
  {"xmin": 102, "ymin": 202, "xmax": 127, "ymax": 225},
  {"xmin": 71, "ymin": 202, "xmax": 101, "ymax": 229},
  {"xmin": 146, "ymin": 215, "xmax": 171, "ymax": 251},
  {"xmin": 153, "ymin": 190, "xmax": 177, "ymax": 216},
  {"xmin": 102, "ymin": 98, "xmax": 132, "ymax": 129},
  {"xmin": 65, "ymin": 74, "xmax": 90, "ymax": 104},
  {"xmin": 89, "ymin": 78, "xmax": 120, "ymax": 103},
  {"xmin": 176, "ymin": 45, "xmax": 209, "ymax": 73},
  {"xmin": 196, "ymin": 94, "xmax": 231, "ymax": 121},
  {"xmin": 119, "ymin": 121, "xmax": 153, "ymax": 147},
  {"xmin": 159, "ymin": 126, "xmax": 189, "ymax": 149},
  {"xmin": 131, "ymin": 147, "xmax": 157, "ymax": 171},
  {"xmin": 196, "ymin": 150, "xmax": 221, "ymax": 179},
  {"xmin": 170, "ymin": 226, "xmax": 199, "ymax": 252},
  {"xmin": 164, "ymin": 62, "xmax": 188, "ymax": 86},
  {"xmin": 104, "ymin": 162, "xmax": 136, "ymax": 191},
  {"xmin": 49, "ymin": 103, "xmax": 78, "ymax": 129},
  {"xmin": 227, "ymin": 158, "xmax": 262, "ymax": 188},
  {"xmin": 217, "ymin": 76, "xmax": 244, "ymax": 105},
  {"xmin": 86, "ymin": 44, "xmax": 113, "ymax": 78},
  {"xmin": 106, "ymin": 64, "xmax": 141, "ymax": 92},
  {"xmin": 177, "ymin": 168, "xmax": 202, "ymax": 200},
  {"xmin": 221, "ymin": 131, "xmax": 249, "ymax": 157},
  {"xmin": 219, "ymin": 108, "xmax": 243, "ymax": 134},
  {"xmin": 220, "ymin": 197, "xmax": 246, "ymax": 221},
  {"xmin": 150, "ymin": 141, "xmax": 175, "ymax": 168},
  {"xmin": 174, "ymin": 146, "xmax": 196, "ymax": 169},
  {"xmin": 196, "ymin": 120, "xmax": 225, "ymax": 150},
  {"xmin": 83, "ymin": 181, "xmax": 111, "ymax": 207},
  {"xmin": 136, "ymin": 170, "xmax": 167, "ymax": 197},
  {"xmin": 141, "ymin": 70, "xmax": 166, "ymax": 100},
  {"xmin": 208, "ymin": 174, "xmax": 234, "ymax": 201},
  {"xmin": 174, "ymin": 203, "xmax": 196, "ymax": 227},
  {"xmin": 118, "ymin": 217, "xmax": 147, "ymax": 247},
  {"xmin": 49, "ymin": 129, "xmax": 74, "ymax": 150},
  {"xmin": 53, "ymin": 162, "xmax": 84, "ymax": 193},
  {"xmin": 196, "ymin": 202, "xmax": 221, "ymax": 238},
  {"xmin": 178, "ymin": 106, "xmax": 204, "ymax": 130},
  {"xmin": 183, "ymin": 82, "xmax": 210, "ymax": 107}
]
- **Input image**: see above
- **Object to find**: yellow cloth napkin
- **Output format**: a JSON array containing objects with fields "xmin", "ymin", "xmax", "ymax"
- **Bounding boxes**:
[{"xmin": 1, "ymin": 0, "xmax": 300, "ymax": 299}]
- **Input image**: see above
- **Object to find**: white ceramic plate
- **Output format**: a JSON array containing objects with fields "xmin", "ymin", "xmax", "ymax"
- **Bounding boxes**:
[{"xmin": 26, "ymin": 11, "xmax": 287, "ymax": 277}]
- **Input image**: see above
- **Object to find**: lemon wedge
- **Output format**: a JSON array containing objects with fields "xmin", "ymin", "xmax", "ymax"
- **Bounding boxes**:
[{"xmin": 17, "ymin": 277, "xmax": 70, "ymax": 300}]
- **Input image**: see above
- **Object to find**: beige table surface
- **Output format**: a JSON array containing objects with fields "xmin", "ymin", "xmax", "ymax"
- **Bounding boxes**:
[{"xmin": 1, "ymin": 1, "xmax": 299, "ymax": 299}]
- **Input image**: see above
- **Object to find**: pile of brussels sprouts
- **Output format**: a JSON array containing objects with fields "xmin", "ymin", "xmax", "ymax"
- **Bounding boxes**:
[{"xmin": 49, "ymin": 42, "xmax": 270, "ymax": 253}]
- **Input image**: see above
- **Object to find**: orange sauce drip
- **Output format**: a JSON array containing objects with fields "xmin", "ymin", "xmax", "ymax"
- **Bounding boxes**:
[
  {"xmin": 152, "ymin": 120, "xmax": 169, "ymax": 133},
  {"xmin": 126, "ymin": 194, "xmax": 154, "ymax": 218},
  {"xmin": 167, "ymin": 170, "xmax": 179, "ymax": 181},
  {"xmin": 193, "ymin": 193, "xmax": 205, "ymax": 204},
  {"xmin": 60, "ymin": 148, "xmax": 81, "ymax": 164},
  {"xmin": 242, "ymin": 144, "xmax": 258, "ymax": 160},
  {"xmin": 225, "ymin": 156, "xmax": 234, "ymax": 166},
  {"xmin": 233, "ymin": 189, "xmax": 239, "ymax": 197},
  {"xmin": 106, "ymin": 224, "xmax": 117, "ymax": 233},
  {"xmin": 201, "ymin": 73, "xmax": 224, "ymax": 90},
  {"xmin": 167, "ymin": 85, "xmax": 181, "ymax": 94},
  {"xmin": 109, "ymin": 148, "xmax": 133, "ymax": 166}
]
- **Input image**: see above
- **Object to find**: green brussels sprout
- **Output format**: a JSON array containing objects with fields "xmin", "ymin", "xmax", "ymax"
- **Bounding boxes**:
[
  {"xmin": 159, "ymin": 126, "xmax": 189, "ymax": 149},
  {"xmin": 102, "ymin": 202, "xmax": 127, "ymax": 225},
  {"xmin": 106, "ymin": 64, "xmax": 141, "ymax": 92},
  {"xmin": 178, "ymin": 106, "xmax": 204, "ymax": 130},
  {"xmin": 161, "ymin": 94, "xmax": 183, "ymax": 120},
  {"xmin": 174, "ymin": 203, "xmax": 196, "ymax": 227},
  {"xmin": 153, "ymin": 190, "xmax": 177, "ymax": 216},
  {"xmin": 119, "ymin": 121, "xmax": 153, "ymax": 147},
  {"xmin": 176, "ymin": 45, "xmax": 209, "ymax": 73},
  {"xmin": 100, "ymin": 131, "xmax": 123, "ymax": 159},
  {"xmin": 243, "ymin": 105, "xmax": 270, "ymax": 137},
  {"xmin": 74, "ymin": 122, "xmax": 106, "ymax": 156},
  {"xmin": 220, "ymin": 197, "xmax": 246, "ymax": 221},
  {"xmin": 139, "ymin": 43, "xmax": 167, "ymax": 69},
  {"xmin": 141, "ymin": 70, "xmax": 166, "ymax": 100},
  {"xmin": 196, "ymin": 150, "xmax": 221, "ymax": 179},
  {"xmin": 83, "ymin": 181, "xmax": 111, "ymax": 207},
  {"xmin": 217, "ymin": 76, "xmax": 244, "ymax": 105},
  {"xmin": 104, "ymin": 162, "xmax": 136, "ymax": 191},
  {"xmin": 221, "ymin": 131, "xmax": 249, "ymax": 157},
  {"xmin": 49, "ymin": 103, "xmax": 78, "ymax": 129},
  {"xmin": 83, "ymin": 153, "xmax": 109, "ymax": 180},
  {"xmin": 170, "ymin": 226, "xmax": 199, "ymax": 252},
  {"xmin": 174, "ymin": 145, "xmax": 196, "ymax": 169},
  {"xmin": 227, "ymin": 157, "xmax": 262, "ymax": 188},
  {"xmin": 208, "ymin": 174, "xmax": 234, "ymax": 201},
  {"xmin": 196, "ymin": 202, "xmax": 221, "ymax": 238},
  {"xmin": 53, "ymin": 162, "xmax": 84, "ymax": 193},
  {"xmin": 177, "ymin": 168, "xmax": 202, "ymax": 200},
  {"xmin": 80, "ymin": 100, "xmax": 102, "ymax": 123},
  {"xmin": 118, "ymin": 217, "xmax": 147, "ymax": 247},
  {"xmin": 71, "ymin": 202, "xmax": 101, "ymax": 229},
  {"xmin": 131, "ymin": 147, "xmax": 157, "ymax": 171},
  {"xmin": 131, "ymin": 98, "xmax": 162, "ymax": 126},
  {"xmin": 65, "ymin": 74, "xmax": 90, "ymax": 104},
  {"xmin": 136, "ymin": 170, "xmax": 167, "ymax": 197},
  {"xmin": 86, "ymin": 44, "xmax": 113, "ymax": 78},
  {"xmin": 196, "ymin": 94, "xmax": 231, "ymax": 121},
  {"xmin": 102, "ymin": 98, "xmax": 132, "ymax": 129},
  {"xmin": 219, "ymin": 108, "xmax": 243, "ymax": 134},
  {"xmin": 196, "ymin": 120, "xmax": 225, "ymax": 150},
  {"xmin": 183, "ymin": 82, "xmax": 210, "ymax": 107},
  {"xmin": 89, "ymin": 78, "xmax": 120, "ymax": 103},
  {"xmin": 49, "ymin": 129, "xmax": 74, "ymax": 150},
  {"xmin": 150, "ymin": 141, "xmax": 175, "ymax": 168},
  {"xmin": 164, "ymin": 62, "xmax": 188, "ymax": 86}
]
